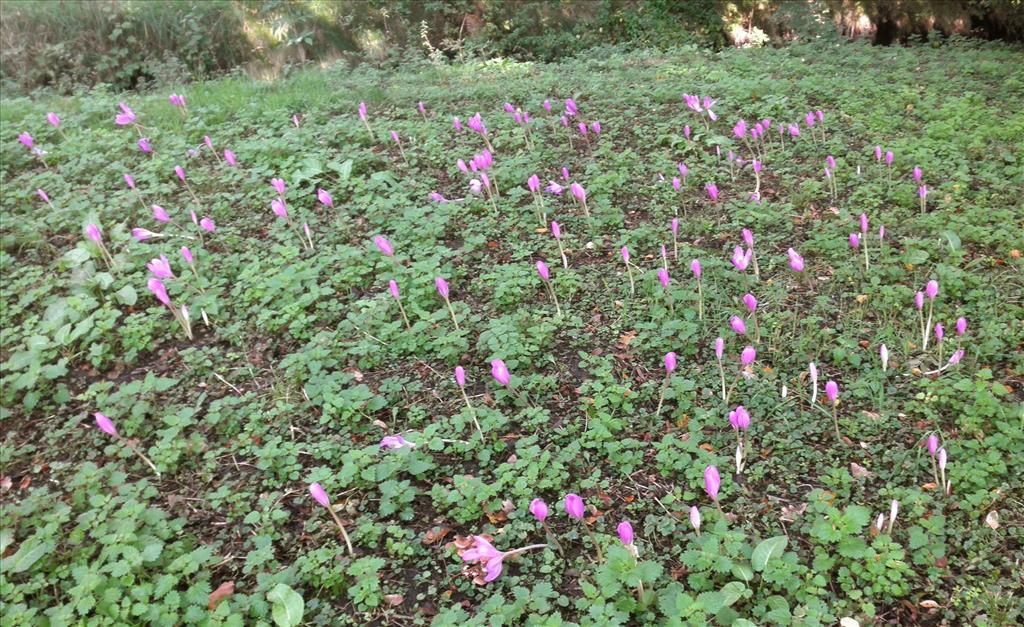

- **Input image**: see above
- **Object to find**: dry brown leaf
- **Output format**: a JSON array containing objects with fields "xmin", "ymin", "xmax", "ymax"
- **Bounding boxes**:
[
  {"xmin": 921, "ymin": 482, "xmax": 938, "ymax": 491},
  {"xmin": 208, "ymin": 581, "xmax": 234, "ymax": 610},
  {"xmin": 699, "ymin": 443, "xmax": 715, "ymax": 453},
  {"xmin": 384, "ymin": 594, "xmax": 404, "ymax": 606},
  {"xmin": 617, "ymin": 331, "xmax": 637, "ymax": 348},
  {"xmin": 781, "ymin": 502, "xmax": 807, "ymax": 522},
  {"xmin": 919, "ymin": 600, "xmax": 940, "ymax": 609},
  {"xmin": 849, "ymin": 462, "xmax": 873, "ymax": 479},
  {"xmin": 985, "ymin": 510, "xmax": 1000, "ymax": 529},
  {"xmin": 422, "ymin": 526, "xmax": 451, "ymax": 545}
]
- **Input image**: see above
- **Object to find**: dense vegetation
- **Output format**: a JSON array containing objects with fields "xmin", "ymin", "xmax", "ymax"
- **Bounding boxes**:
[
  {"xmin": 2, "ymin": 35, "xmax": 1023, "ymax": 625},
  {"xmin": 3, "ymin": 0, "xmax": 1023, "ymax": 93}
]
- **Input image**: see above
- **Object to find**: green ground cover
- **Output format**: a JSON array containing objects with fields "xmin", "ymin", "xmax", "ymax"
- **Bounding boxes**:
[{"xmin": 2, "ymin": 37, "xmax": 1023, "ymax": 625}]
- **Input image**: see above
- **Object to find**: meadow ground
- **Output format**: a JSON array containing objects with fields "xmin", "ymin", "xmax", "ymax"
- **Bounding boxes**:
[{"xmin": 1, "ymin": 38, "xmax": 1023, "ymax": 625}]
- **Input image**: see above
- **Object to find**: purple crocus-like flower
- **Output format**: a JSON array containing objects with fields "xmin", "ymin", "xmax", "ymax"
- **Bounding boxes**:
[
  {"xmin": 927, "ymin": 434, "xmax": 939, "ymax": 456},
  {"xmin": 956, "ymin": 317, "xmax": 967, "ymax": 336},
  {"xmin": 617, "ymin": 521, "xmax": 634, "ymax": 545},
  {"xmin": 132, "ymin": 227, "xmax": 156, "ymax": 242},
  {"xmin": 373, "ymin": 236, "xmax": 394, "ymax": 257},
  {"xmin": 729, "ymin": 405, "xmax": 751, "ymax": 431},
  {"xmin": 787, "ymin": 248, "xmax": 805, "ymax": 272},
  {"xmin": 689, "ymin": 506, "xmax": 701, "ymax": 533},
  {"xmin": 741, "ymin": 346, "xmax": 756, "ymax": 366},
  {"xmin": 84, "ymin": 223, "xmax": 102, "ymax": 243},
  {"xmin": 138, "ymin": 137, "xmax": 152, "ymax": 153},
  {"xmin": 174, "ymin": 165, "xmax": 186, "ymax": 182},
  {"xmin": 358, "ymin": 102, "xmax": 367, "ymax": 121},
  {"xmin": 706, "ymin": 183, "xmax": 719, "ymax": 202},
  {"xmin": 886, "ymin": 151, "xmax": 894, "ymax": 166},
  {"xmin": 224, "ymin": 150, "xmax": 237, "ymax": 166},
  {"xmin": 542, "ymin": 99, "xmax": 552, "ymax": 112},
  {"xmin": 565, "ymin": 99, "xmax": 578, "ymax": 116},
  {"xmin": 546, "ymin": 181, "xmax": 564, "ymax": 195},
  {"xmin": 704, "ymin": 465, "xmax": 721, "ymax": 501},
  {"xmin": 529, "ymin": 498, "xmax": 549, "ymax": 521},
  {"xmin": 461, "ymin": 536, "xmax": 508, "ymax": 583},
  {"xmin": 115, "ymin": 103, "xmax": 136, "ymax": 125},
  {"xmin": 317, "ymin": 188, "xmax": 333, "ymax": 207},
  {"xmin": 691, "ymin": 259, "xmax": 702, "ymax": 278},
  {"xmin": 527, "ymin": 174, "xmax": 540, "ymax": 193},
  {"xmin": 564, "ymin": 493, "xmax": 584, "ymax": 519},
  {"xmin": 825, "ymin": 380, "xmax": 839, "ymax": 404},
  {"xmin": 271, "ymin": 198, "xmax": 288, "ymax": 219},
  {"xmin": 37, "ymin": 189, "xmax": 49, "ymax": 203},
  {"xmin": 389, "ymin": 279, "xmax": 400, "ymax": 300},
  {"xmin": 271, "ymin": 178, "xmax": 285, "ymax": 196},
  {"xmin": 926, "ymin": 280, "xmax": 939, "ymax": 300},
  {"xmin": 715, "ymin": 337, "xmax": 724, "ymax": 360},
  {"xmin": 309, "ymin": 482, "xmax": 330, "ymax": 507},
  {"xmin": 380, "ymin": 434, "xmax": 416, "ymax": 449},
  {"xmin": 948, "ymin": 349, "xmax": 964, "ymax": 365},
  {"xmin": 935, "ymin": 323, "xmax": 945, "ymax": 342},
  {"xmin": 47, "ymin": 112, "xmax": 60, "ymax": 127},
  {"xmin": 199, "ymin": 218, "xmax": 215, "ymax": 232},
  {"xmin": 743, "ymin": 294, "xmax": 757, "ymax": 312},
  {"xmin": 730, "ymin": 316, "xmax": 747, "ymax": 335},
  {"xmin": 452, "ymin": 116, "xmax": 462, "ymax": 131},
  {"xmin": 551, "ymin": 221, "xmax": 562, "ymax": 240},
  {"xmin": 915, "ymin": 291, "xmax": 925, "ymax": 310},
  {"xmin": 435, "ymin": 277, "xmax": 450, "ymax": 299},
  {"xmin": 658, "ymin": 268, "xmax": 670, "ymax": 289},
  {"xmin": 147, "ymin": 278, "xmax": 171, "ymax": 306},
  {"xmin": 146, "ymin": 254, "xmax": 174, "ymax": 279},
  {"xmin": 913, "ymin": 166, "xmax": 922, "ymax": 183},
  {"xmin": 94, "ymin": 412, "xmax": 118, "ymax": 436},
  {"xmin": 732, "ymin": 246, "xmax": 751, "ymax": 271},
  {"xmin": 490, "ymin": 359, "xmax": 510, "ymax": 386},
  {"xmin": 591, "ymin": 121, "xmax": 601, "ymax": 134},
  {"xmin": 124, "ymin": 173, "xmax": 135, "ymax": 189},
  {"xmin": 536, "ymin": 260, "xmax": 550, "ymax": 281},
  {"xmin": 454, "ymin": 366, "xmax": 466, "ymax": 388},
  {"xmin": 180, "ymin": 246, "xmax": 193, "ymax": 265},
  {"xmin": 849, "ymin": 233, "xmax": 860, "ymax": 249},
  {"xmin": 18, "ymin": 131, "xmax": 35, "ymax": 148},
  {"xmin": 665, "ymin": 351, "xmax": 677, "ymax": 373}
]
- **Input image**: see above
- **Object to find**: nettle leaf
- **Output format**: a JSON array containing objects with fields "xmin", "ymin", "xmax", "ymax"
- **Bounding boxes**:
[
  {"xmin": 752, "ymin": 536, "xmax": 788, "ymax": 571},
  {"xmin": 267, "ymin": 583, "xmax": 304, "ymax": 627},
  {"xmin": 7, "ymin": 539, "xmax": 55, "ymax": 573}
]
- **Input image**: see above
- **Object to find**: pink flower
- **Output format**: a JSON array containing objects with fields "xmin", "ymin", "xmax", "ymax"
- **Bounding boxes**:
[
  {"xmin": 180, "ymin": 246, "xmax": 193, "ymax": 265},
  {"xmin": 536, "ymin": 260, "xmax": 550, "ymax": 281},
  {"xmin": 373, "ymin": 236, "xmax": 394, "ymax": 257},
  {"xmin": 731, "ymin": 246, "xmax": 751, "ymax": 271},
  {"xmin": 849, "ymin": 233, "xmax": 860, "ymax": 248},
  {"xmin": 224, "ymin": 150, "xmax": 237, "ymax": 166},
  {"xmin": 542, "ymin": 99, "xmax": 552, "ymax": 112},
  {"xmin": 691, "ymin": 259, "xmax": 702, "ymax": 278},
  {"xmin": 132, "ymin": 227, "xmax": 156, "ymax": 241},
  {"xmin": 956, "ymin": 317, "xmax": 967, "ymax": 336},
  {"xmin": 787, "ymin": 248, "xmax": 805, "ymax": 272},
  {"xmin": 435, "ymin": 277, "xmax": 450, "ymax": 299},
  {"xmin": 124, "ymin": 173, "xmax": 135, "ymax": 189},
  {"xmin": 860, "ymin": 213, "xmax": 869, "ymax": 234},
  {"xmin": 714, "ymin": 337, "xmax": 724, "ymax": 360},
  {"xmin": 658, "ymin": 268, "xmax": 670, "ymax": 289},
  {"xmin": 565, "ymin": 99, "xmax": 577, "ymax": 116},
  {"xmin": 271, "ymin": 178, "xmax": 285, "ymax": 196},
  {"xmin": 147, "ymin": 278, "xmax": 171, "ymax": 306},
  {"xmin": 94, "ymin": 412, "xmax": 118, "ymax": 436},
  {"xmin": 529, "ymin": 498, "xmax": 549, "ymax": 521},
  {"xmin": 115, "ymin": 103, "xmax": 136, "ymax": 125},
  {"xmin": 138, "ymin": 138, "xmax": 152, "ymax": 153},
  {"xmin": 591, "ymin": 121, "xmax": 601, "ymax": 134},
  {"xmin": 380, "ymin": 435, "xmax": 416, "ymax": 449},
  {"xmin": 18, "ymin": 132, "xmax": 33, "ymax": 148},
  {"xmin": 665, "ymin": 351, "xmax": 677, "ymax": 373},
  {"xmin": 546, "ymin": 181, "xmax": 564, "ymax": 195},
  {"xmin": 461, "ymin": 536, "xmax": 507, "ymax": 583},
  {"xmin": 389, "ymin": 280, "xmax": 400, "ymax": 300},
  {"xmin": 704, "ymin": 465, "xmax": 721, "ymax": 501},
  {"xmin": 743, "ymin": 293, "xmax": 757, "ymax": 312},
  {"xmin": 47, "ymin": 112, "xmax": 60, "ymax": 127},
  {"xmin": 358, "ymin": 102, "xmax": 367, "ymax": 121},
  {"xmin": 706, "ymin": 183, "xmax": 719, "ymax": 202},
  {"xmin": 689, "ymin": 506, "xmax": 701, "ymax": 532},
  {"xmin": 490, "ymin": 359, "xmax": 510, "ymax": 386},
  {"xmin": 915, "ymin": 291, "xmax": 925, "ymax": 310},
  {"xmin": 37, "ymin": 189, "xmax": 49, "ymax": 203},
  {"xmin": 199, "ymin": 218, "xmax": 215, "ymax": 232},
  {"xmin": 551, "ymin": 221, "xmax": 562, "ymax": 239},
  {"xmin": 146, "ymin": 254, "xmax": 174, "ymax": 279},
  {"xmin": 886, "ymin": 151, "xmax": 894, "ymax": 166},
  {"xmin": 617, "ymin": 521, "xmax": 634, "ymax": 545},
  {"xmin": 174, "ymin": 165, "xmax": 186, "ymax": 182},
  {"xmin": 730, "ymin": 316, "xmax": 747, "ymax": 335},
  {"xmin": 564, "ymin": 493, "xmax": 584, "ymax": 519},
  {"xmin": 741, "ymin": 346, "xmax": 756, "ymax": 366},
  {"xmin": 913, "ymin": 166, "xmax": 922, "ymax": 183},
  {"xmin": 452, "ymin": 116, "xmax": 462, "ymax": 131},
  {"xmin": 85, "ymin": 224, "xmax": 102, "ymax": 243},
  {"xmin": 152, "ymin": 205, "xmax": 170, "ymax": 222},
  {"xmin": 570, "ymin": 183, "xmax": 586, "ymax": 202},
  {"xmin": 620, "ymin": 246, "xmax": 630, "ymax": 263},
  {"xmin": 926, "ymin": 280, "xmax": 939, "ymax": 300},
  {"xmin": 825, "ymin": 380, "xmax": 839, "ymax": 404},
  {"xmin": 271, "ymin": 198, "xmax": 288, "ymax": 219},
  {"xmin": 309, "ymin": 482, "xmax": 330, "ymax": 508},
  {"xmin": 454, "ymin": 366, "xmax": 466, "ymax": 388},
  {"xmin": 729, "ymin": 405, "xmax": 750, "ymax": 430},
  {"xmin": 927, "ymin": 434, "xmax": 939, "ymax": 456}
]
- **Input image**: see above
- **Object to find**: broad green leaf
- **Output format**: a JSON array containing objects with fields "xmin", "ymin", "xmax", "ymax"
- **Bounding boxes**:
[
  {"xmin": 7, "ymin": 539, "xmax": 55, "ymax": 573},
  {"xmin": 752, "ymin": 536, "xmax": 788, "ymax": 571},
  {"xmin": 115, "ymin": 285, "xmax": 138, "ymax": 306},
  {"xmin": 940, "ymin": 230, "xmax": 961, "ymax": 251},
  {"xmin": 267, "ymin": 583, "xmax": 304, "ymax": 627}
]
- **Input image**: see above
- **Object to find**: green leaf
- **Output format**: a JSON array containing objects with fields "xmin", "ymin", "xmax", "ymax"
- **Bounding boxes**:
[
  {"xmin": 939, "ymin": 230, "xmax": 961, "ymax": 251},
  {"xmin": 7, "ymin": 539, "xmax": 55, "ymax": 573},
  {"xmin": 751, "ymin": 535, "xmax": 788, "ymax": 571},
  {"xmin": 328, "ymin": 159, "xmax": 353, "ymax": 181},
  {"xmin": 267, "ymin": 583, "xmax": 304, "ymax": 627},
  {"xmin": 115, "ymin": 285, "xmax": 138, "ymax": 306}
]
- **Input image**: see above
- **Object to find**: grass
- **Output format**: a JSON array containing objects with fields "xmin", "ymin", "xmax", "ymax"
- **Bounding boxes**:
[{"xmin": 2, "ymin": 37, "xmax": 1023, "ymax": 625}]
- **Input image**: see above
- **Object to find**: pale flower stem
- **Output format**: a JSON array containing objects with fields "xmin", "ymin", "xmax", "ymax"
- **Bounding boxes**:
[
  {"xmin": 547, "ymin": 283, "xmax": 563, "ymax": 318},
  {"xmin": 541, "ymin": 521, "xmax": 564, "ymax": 556},
  {"xmin": 396, "ymin": 298, "xmax": 411, "ymax": 330},
  {"xmin": 931, "ymin": 456, "xmax": 939, "ymax": 486},
  {"xmin": 697, "ymin": 280, "xmax": 704, "ymax": 320},
  {"xmin": 123, "ymin": 440, "xmax": 160, "ymax": 478},
  {"xmin": 655, "ymin": 376, "xmax": 669, "ymax": 416},
  {"xmin": 504, "ymin": 544, "xmax": 549, "ymax": 558},
  {"xmin": 832, "ymin": 403, "xmax": 842, "ymax": 442},
  {"xmin": 715, "ymin": 499, "xmax": 725, "ymax": 519},
  {"xmin": 717, "ymin": 359, "xmax": 726, "ymax": 401},
  {"xmin": 626, "ymin": 264, "xmax": 635, "ymax": 296},
  {"xmin": 558, "ymin": 241, "xmax": 568, "ymax": 269},
  {"xmin": 753, "ymin": 312, "xmax": 760, "ymax": 343},
  {"xmin": 864, "ymin": 242, "xmax": 870, "ymax": 272},
  {"xmin": 362, "ymin": 120, "xmax": 374, "ymax": 138},
  {"xmin": 923, "ymin": 303, "xmax": 933, "ymax": 351},
  {"xmin": 939, "ymin": 467, "xmax": 946, "ymax": 498},
  {"xmin": 445, "ymin": 298, "xmax": 460, "ymax": 330},
  {"xmin": 581, "ymin": 198, "xmax": 590, "ymax": 218},
  {"xmin": 459, "ymin": 388, "xmax": 483, "ymax": 439},
  {"xmin": 751, "ymin": 248, "xmax": 760, "ymax": 279},
  {"xmin": 673, "ymin": 236, "xmax": 678, "ymax": 261},
  {"xmin": 328, "ymin": 508, "xmax": 355, "ymax": 556}
]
